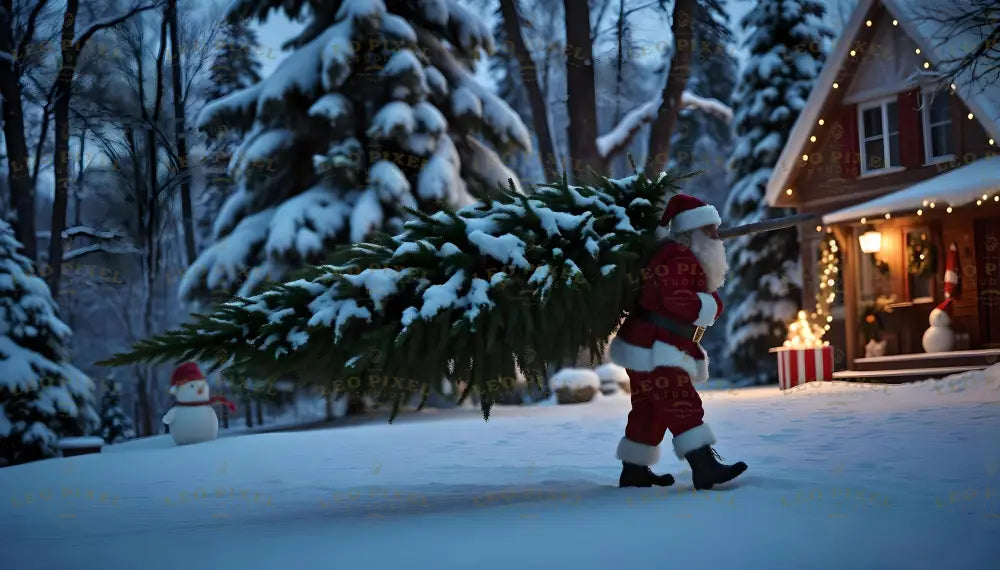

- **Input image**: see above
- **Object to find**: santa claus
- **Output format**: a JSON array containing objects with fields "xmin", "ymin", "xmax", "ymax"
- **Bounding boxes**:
[{"xmin": 610, "ymin": 193, "xmax": 748, "ymax": 490}]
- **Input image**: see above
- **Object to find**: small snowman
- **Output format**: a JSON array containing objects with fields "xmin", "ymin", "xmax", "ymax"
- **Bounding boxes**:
[
  {"xmin": 162, "ymin": 362, "xmax": 235, "ymax": 446},
  {"xmin": 922, "ymin": 298, "xmax": 955, "ymax": 353}
]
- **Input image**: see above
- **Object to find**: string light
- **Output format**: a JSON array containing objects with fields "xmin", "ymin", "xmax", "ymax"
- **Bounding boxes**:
[
  {"xmin": 917, "ymin": 209, "xmax": 923, "ymax": 215},
  {"xmin": 861, "ymin": 217, "xmax": 867, "ymax": 224},
  {"xmin": 885, "ymin": 213, "xmax": 891, "ymax": 219},
  {"xmin": 816, "ymin": 225, "xmax": 823, "ymax": 232},
  {"xmin": 929, "ymin": 202, "xmax": 936, "ymax": 208},
  {"xmin": 786, "ymin": 188, "xmax": 793, "ymax": 195},
  {"xmin": 977, "ymin": 200, "xmax": 982, "ymax": 206},
  {"xmin": 923, "ymin": 62, "xmax": 930, "ymax": 69},
  {"xmin": 866, "ymin": 20, "xmax": 872, "ymax": 27},
  {"xmin": 968, "ymin": 113, "xmax": 975, "ymax": 119},
  {"xmin": 813, "ymin": 231, "xmax": 841, "ymax": 341},
  {"xmin": 946, "ymin": 206, "xmax": 953, "ymax": 213},
  {"xmin": 990, "ymin": 139, "xmax": 995, "ymax": 145},
  {"xmin": 892, "ymin": 19, "xmax": 898, "ymax": 25},
  {"xmin": 802, "ymin": 154, "xmax": 809, "ymax": 161},
  {"xmin": 915, "ymin": 48, "xmax": 921, "ymax": 54},
  {"xmin": 810, "ymin": 136, "xmax": 817, "ymax": 142},
  {"xmin": 995, "ymin": 196, "xmax": 999, "ymax": 202},
  {"xmin": 818, "ymin": 119, "xmax": 825, "ymax": 126},
  {"xmin": 833, "ymin": 82, "xmax": 840, "ymax": 89},
  {"xmin": 850, "ymin": 50, "xmax": 857, "ymax": 56}
]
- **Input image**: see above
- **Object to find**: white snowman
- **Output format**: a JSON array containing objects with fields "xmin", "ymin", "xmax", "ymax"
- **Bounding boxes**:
[
  {"xmin": 922, "ymin": 298, "xmax": 956, "ymax": 353},
  {"xmin": 162, "ymin": 362, "xmax": 235, "ymax": 445}
]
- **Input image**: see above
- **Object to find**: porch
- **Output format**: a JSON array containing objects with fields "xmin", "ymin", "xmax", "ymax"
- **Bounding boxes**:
[
  {"xmin": 815, "ymin": 156, "xmax": 1000, "ymax": 383},
  {"xmin": 831, "ymin": 348, "xmax": 1000, "ymax": 383}
]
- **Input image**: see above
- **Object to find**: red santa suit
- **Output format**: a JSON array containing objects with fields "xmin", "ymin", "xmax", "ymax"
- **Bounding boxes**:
[{"xmin": 610, "ymin": 194, "xmax": 724, "ymax": 466}]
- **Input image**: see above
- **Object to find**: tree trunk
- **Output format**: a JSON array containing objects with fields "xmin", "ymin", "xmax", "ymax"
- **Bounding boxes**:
[
  {"xmin": 0, "ymin": 2, "xmax": 37, "ymax": 263},
  {"xmin": 644, "ymin": 0, "xmax": 696, "ymax": 173},
  {"xmin": 47, "ymin": 0, "xmax": 81, "ymax": 298},
  {"xmin": 325, "ymin": 393, "xmax": 334, "ymax": 421},
  {"xmin": 136, "ymin": 369, "xmax": 152, "ymax": 437},
  {"xmin": 612, "ymin": 0, "xmax": 626, "ymax": 177},
  {"xmin": 166, "ymin": 0, "xmax": 196, "ymax": 264},
  {"xmin": 255, "ymin": 399, "xmax": 263, "ymax": 426},
  {"xmin": 244, "ymin": 397, "xmax": 253, "ymax": 428},
  {"xmin": 73, "ymin": 128, "xmax": 85, "ymax": 226},
  {"xmin": 499, "ymin": 0, "xmax": 558, "ymax": 180},
  {"xmin": 562, "ymin": 0, "xmax": 601, "ymax": 182}
]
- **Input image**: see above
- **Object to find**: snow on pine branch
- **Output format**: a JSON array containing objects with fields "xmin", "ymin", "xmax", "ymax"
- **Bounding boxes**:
[
  {"xmin": 680, "ymin": 91, "xmax": 733, "ymax": 123},
  {"xmin": 63, "ymin": 244, "xmax": 143, "ymax": 262},
  {"xmin": 596, "ymin": 91, "xmax": 734, "ymax": 158},
  {"xmin": 61, "ymin": 226, "xmax": 125, "ymax": 241}
]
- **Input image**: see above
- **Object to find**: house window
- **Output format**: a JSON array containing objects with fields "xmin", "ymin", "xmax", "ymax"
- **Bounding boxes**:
[
  {"xmin": 921, "ymin": 90, "xmax": 954, "ymax": 162},
  {"xmin": 858, "ymin": 99, "xmax": 901, "ymax": 174}
]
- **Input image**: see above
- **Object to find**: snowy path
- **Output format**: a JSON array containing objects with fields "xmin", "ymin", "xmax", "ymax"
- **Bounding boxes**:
[{"xmin": 2, "ymin": 369, "xmax": 1000, "ymax": 570}]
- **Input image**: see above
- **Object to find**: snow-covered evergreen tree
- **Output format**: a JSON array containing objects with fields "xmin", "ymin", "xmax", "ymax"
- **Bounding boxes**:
[
  {"xmin": 0, "ymin": 220, "xmax": 99, "ymax": 466},
  {"xmin": 99, "ymin": 380, "xmax": 134, "ymax": 444},
  {"xmin": 196, "ymin": 19, "xmax": 264, "ymax": 250},
  {"xmin": 722, "ymin": 0, "xmax": 833, "ymax": 385},
  {"xmin": 180, "ymin": 0, "xmax": 532, "ymax": 303}
]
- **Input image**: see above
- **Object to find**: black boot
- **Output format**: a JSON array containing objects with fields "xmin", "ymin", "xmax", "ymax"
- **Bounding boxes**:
[
  {"xmin": 684, "ymin": 446, "xmax": 747, "ymax": 490},
  {"xmin": 619, "ymin": 462, "xmax": 675, "ymax": 488}
]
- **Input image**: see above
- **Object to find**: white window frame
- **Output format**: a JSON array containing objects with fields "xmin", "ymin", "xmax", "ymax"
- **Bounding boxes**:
[
  {"xmin": 920, "ymin": 88, "xmax": 956, "ymax": 164},
  {"xmin": 857, "ymin": 96, "xmax": 903, "ymax": 176}
]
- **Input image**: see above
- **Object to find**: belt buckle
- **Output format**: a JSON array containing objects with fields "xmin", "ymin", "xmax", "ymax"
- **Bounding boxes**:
[{"xmin": 692, "ymin": 326, "xmax": 706, "ymax": 343}]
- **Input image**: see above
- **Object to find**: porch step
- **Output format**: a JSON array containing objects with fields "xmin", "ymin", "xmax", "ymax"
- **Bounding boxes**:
[
  {"xmin": 832, "ymin": 365, "xmax": 985, "ymax": 384},
  {"xmin": 853, "ymin": 348, "xmax": 1000, "ymax": 371}
]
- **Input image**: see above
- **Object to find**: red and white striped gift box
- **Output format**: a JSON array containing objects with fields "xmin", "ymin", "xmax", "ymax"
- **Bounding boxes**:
[{"xmin": 774, "ymin": 346, "xmax": 834, "ymax": 390}]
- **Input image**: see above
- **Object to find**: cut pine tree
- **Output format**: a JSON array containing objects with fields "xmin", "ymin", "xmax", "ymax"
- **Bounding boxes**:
[{"xmin": 98, "ymin": 170, "xmax": 697, "ymax": 420}]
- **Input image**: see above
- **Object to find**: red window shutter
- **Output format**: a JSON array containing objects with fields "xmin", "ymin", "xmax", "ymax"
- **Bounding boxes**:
[
  {"xmin": 838, "ymin": 104, "xmax": 859, "ymax": 179},
  {"xmin": 898, "ymin": 89, "xmax": 923, "ymax": 168}
]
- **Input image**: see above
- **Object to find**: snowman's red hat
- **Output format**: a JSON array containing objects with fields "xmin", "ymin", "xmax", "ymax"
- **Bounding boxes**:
[
  {"xmin": 661, "ymin": 193, "xmax": 722, "ymax": 234},
  {"xmin": 934, "ymin": 298, "xmax": 954, "ymax": 316},
  {"xmin": 170, "ymin": 362, "xmax": 205, "ymax": 392}
]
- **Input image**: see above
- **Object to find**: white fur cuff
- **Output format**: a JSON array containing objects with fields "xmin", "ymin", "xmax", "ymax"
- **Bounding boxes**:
[
  {"xmin": 670, "ymin": 205, "xmax": 722, "ymax": 234},
  {"xmin": 672, "ymin": 423, "xmax": 716, "ymax": 459},
  {"xmin": 617, "ymin": 437, "xmax": 661, "ymax": 466},
  {"xmin": 694, "ymin": 292, "xmax": 718, "ymax": 327}
]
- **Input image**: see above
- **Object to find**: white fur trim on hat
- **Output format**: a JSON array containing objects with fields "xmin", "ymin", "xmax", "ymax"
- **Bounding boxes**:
[
  {"xmin": 672, "ymin": 423, "xmax": 716, "ymax": 459},
  {"xmin": 617, "ymin": 437, "xmax": 661, "ymax": 466},
  {"xmin": 944, "ymin": 269, "xmax": 958, "ymax": 284},
  {"xmin": 609, "ymin": 337, "xmax": 710, "ymax": 382},
  {"xmin": 670, "ymin": 205, "xmax": 722, "ymax": 234},
  {"xmin": 694, "ymin": 292, "xmax": 718, "ymax": 327}
]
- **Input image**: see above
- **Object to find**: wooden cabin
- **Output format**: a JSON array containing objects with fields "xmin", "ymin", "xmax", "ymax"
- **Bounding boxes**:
[{"xmin": 765, "ymin": 0, "xmax": 1000, "ymax": 382}]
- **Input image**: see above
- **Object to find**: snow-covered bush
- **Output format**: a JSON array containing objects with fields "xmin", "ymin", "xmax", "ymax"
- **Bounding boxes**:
[
  {"xmin": 0, "ymin": 220, "xmax": 99, "ymax": 466},
  {"xmin": 550, "ymin": 368, "xmax": 601, "ymax": 404},
  {"xmin": 595, "ymin": 363, "xmax": 630, "ymax": 395}
]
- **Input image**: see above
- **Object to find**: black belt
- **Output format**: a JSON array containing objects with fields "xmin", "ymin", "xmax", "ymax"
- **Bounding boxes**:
[{"xmin": 634, "ymin": 308, "xmax": 706, "ymax": 343}]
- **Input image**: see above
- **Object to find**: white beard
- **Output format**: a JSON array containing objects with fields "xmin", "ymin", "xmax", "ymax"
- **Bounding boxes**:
[{"xmin": 689, "ymin": 230, "xmax": 728, "ymax": 292}]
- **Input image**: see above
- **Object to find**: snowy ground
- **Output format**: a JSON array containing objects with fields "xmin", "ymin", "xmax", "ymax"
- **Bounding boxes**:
[{"xmin": 3, "ymin": 367, "xmax": 1000, "ymax": 570}]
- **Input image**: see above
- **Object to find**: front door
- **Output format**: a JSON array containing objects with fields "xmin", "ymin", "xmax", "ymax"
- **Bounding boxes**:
[{"xmin": 975, "ymin": 217, "xmax": 1000, "ymax": 346}]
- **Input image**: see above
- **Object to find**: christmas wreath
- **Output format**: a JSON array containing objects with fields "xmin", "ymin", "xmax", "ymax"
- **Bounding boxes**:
[{"xmin": 907, "ymin": 233, "xmax": 937, "ymax": 277}]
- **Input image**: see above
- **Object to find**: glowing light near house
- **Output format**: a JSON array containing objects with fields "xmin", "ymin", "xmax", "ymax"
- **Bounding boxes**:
[
  {"xmin": 915, "ymin": 48, "xmax": 921, "ymax": 54},
  {"xmin": 850, "ymin": 50, "xmax": 857, "ymax": 56},
  {"xmin": 818, "ymin": 119, "xmax": 825, "ymax": 126},
  {"xmin": 866, "ymin": 20, "xmax": 872, "ymax": 27},
  {"xmin": 946, "ymin": 206, "xmax": 953, "ymax": 213},
  {"xmin": 885, "ymin": 213, "xmax": 891, "ymax": 219},
  {"xmin": 802, "ymin": 154, "xmax": 809, "ymax": 161},
  {"xmin": 923, "ymin": 62, "xmax": 930, "ymax": 69},
  {"xmin": 833, "ymin": 82, "xmax": 840, "ymax": 89},
  {"xmin": 810, "ymin": 135, "xmax": 817, "ymax": 142},
  {"xmin": 968, "ymin": 113, "xmax": 974, "ymax": 119},
  {"xmin": 786, "ymin": 188, "xmax": 793, "ymax": 195},
  {"xmin": 892, "ymin": 19, "xmax": 898, "ymax": 25},
  {"xmin": 917, "ymin": 209, "xmax": 923, "ymax": 215}
]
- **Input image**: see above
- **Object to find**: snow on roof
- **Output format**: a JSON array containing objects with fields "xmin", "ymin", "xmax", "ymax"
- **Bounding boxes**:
[
  {"xmin": 821, "ymin": 156, "xmax": 1000, "ymax": 224},
  {"xmin": 765, "ymin": 0, "xmax": 1000, "ymax": 207}
]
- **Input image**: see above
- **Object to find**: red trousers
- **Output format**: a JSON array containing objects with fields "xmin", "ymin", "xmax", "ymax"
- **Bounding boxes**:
[{"xmin": 624, "ymin": 366, "xmax": 705, "ymax": 447}]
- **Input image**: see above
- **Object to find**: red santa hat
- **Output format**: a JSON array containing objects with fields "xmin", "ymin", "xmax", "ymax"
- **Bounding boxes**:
[
  {"xmin": 169, "ymin": 362, "xmax": 205, "ymax": 393},
  {"xmin": 661, "ymin": 193, "xmax": 722, "ymax": 234},
  {"xmin": 933, "ymin": 297, "xmax": 954, "ymax": 317}
]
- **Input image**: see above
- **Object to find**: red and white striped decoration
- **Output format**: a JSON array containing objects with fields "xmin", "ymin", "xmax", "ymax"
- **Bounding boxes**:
[
  {"xmin": 776, "ymin": 346, "xmax": 834, "ymax": 390},
  {"xmin": 944, "ymin": 242, "xmax": 960, "ymax": 299}
]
